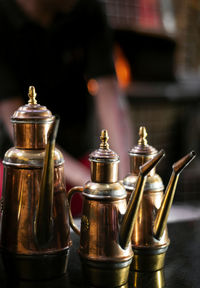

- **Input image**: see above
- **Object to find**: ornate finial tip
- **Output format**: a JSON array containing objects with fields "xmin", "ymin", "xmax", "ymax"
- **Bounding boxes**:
[
  {"xmin": 100, "ymin": 129, "xmax": 109, "ymax": 149},
  {"xmin": 138, "ymin": 126, "xmax": 148, "ymax": 145},
  {"xmin": 28, "ymin": 86, "xmax": 37, "ymax": 105}
]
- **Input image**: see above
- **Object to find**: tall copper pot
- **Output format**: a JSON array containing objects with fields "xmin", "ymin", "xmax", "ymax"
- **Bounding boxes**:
[{"xmin": 0, "ymin": 87, "xmax": 71, "ymax": 280}]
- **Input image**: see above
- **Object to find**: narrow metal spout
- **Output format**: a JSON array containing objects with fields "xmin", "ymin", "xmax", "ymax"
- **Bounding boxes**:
[
  {"xmin": 35, "ymin": 115, "xmax": 60, "ymax": 246},
  {"xmin": 119, "ymin": 150, "xmax": 165, "ymax": 250},
  {"xmin": 153, "ymin": 151, "xmax": 196, "ymax": 240}
]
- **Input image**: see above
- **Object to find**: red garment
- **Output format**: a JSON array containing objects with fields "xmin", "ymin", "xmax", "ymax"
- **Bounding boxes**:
[{"xmin": 67, "ymin": 154, "xmax": 90, "ymax": 217}]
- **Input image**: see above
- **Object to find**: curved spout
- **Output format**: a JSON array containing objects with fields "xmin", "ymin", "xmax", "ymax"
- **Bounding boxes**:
[
  {"xmin": 153, "ymin": 151, "xmax": 196, "ymax": 240},
  {"xmin": 35, "ymin": 115, "xmax": 60, "ymax": 246},
  {"xmin": 119, "ymin": 149, "xmax": 165, "ymax": 250}
]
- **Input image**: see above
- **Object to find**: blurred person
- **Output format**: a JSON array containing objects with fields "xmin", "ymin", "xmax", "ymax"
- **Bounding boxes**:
[{"xmin": 0, "ymin": 0, "xmax": 133, "ymax": 193}]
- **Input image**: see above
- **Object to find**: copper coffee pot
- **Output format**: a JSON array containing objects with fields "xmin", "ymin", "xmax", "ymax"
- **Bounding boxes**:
[
  {"xmin": 123, "ymin": 126, "xmax": 196, "ymax": 274},
  {"xmin": 0, "ymin": 87, "xmax": 71, "ymax": 280},
  {"xmin": 67, "ymin": 130, "xmax": 164, "ymax": 287}
]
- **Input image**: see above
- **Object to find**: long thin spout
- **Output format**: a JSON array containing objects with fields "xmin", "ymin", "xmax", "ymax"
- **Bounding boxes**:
[
  {"xmin": 35, "ymin": 115, "xmax": 60, "ymax": 246},
  {"xmin": 119, "ymin": 149, "xmax": 165, "ymax": 250},
  {"xmin": 153, "ymin": 151, "xmax": 196, "ymax": 240}
]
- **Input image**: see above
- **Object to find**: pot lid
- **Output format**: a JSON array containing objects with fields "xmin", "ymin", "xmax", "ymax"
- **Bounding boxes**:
[
  {"xmin": 11, "ymin": 86, "xmax": 53, "ymax": 122},
  {"xmin": 89, "ymin": 130, "xmax": 119, "ymax": 163},
  {"xmin": 129, "ymin": 126, "xmax": 157, "ymax": 156}
]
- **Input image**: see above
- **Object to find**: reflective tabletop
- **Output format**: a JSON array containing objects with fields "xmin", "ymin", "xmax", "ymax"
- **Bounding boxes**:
[{"xmin": 0, "ymin": 216, "xmax": 200, "ymax": 288}]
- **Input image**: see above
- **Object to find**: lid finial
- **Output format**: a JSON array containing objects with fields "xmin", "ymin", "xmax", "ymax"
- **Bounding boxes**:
[
  {"xmin": 100, "ymin": 129, "xmax": 109, "ymax": 150},
  {"xmin": 138, "ymin": 126, "xmax": 148, "ymax": 146},
  {"xmin": 28, "ymin": 86, "xmax": 37, "ymax": 105}
]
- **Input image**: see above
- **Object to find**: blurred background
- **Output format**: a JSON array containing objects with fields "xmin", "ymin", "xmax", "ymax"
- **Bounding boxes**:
[
  {"xmin": 99, "ymin": 0, "xmax": 200, "ymax": 206},
  {"xmin": 0, "ymin": 0, "xmax": 200, "ymax": 208}
]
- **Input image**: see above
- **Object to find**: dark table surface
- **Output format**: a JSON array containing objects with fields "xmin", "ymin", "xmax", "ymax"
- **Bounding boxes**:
[{"xmin": 0, "ymin": 219, "xmax": 200, "ymax": 288}]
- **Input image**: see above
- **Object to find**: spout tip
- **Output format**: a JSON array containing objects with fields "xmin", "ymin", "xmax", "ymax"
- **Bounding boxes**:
[
  {"xmin": 139, "ymin": 149, "xmax": 165, "ymax": 176},
  {"xmin": 190, "ymin": 150, "xmax": 196, "ymax": 158},
  {"xmin": 173, "ymin": 150, "xmax": 196, "ymax": 174}
]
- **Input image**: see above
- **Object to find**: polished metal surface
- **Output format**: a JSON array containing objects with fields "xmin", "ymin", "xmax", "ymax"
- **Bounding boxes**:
[
  {"xmin": 0, "ymin": 87, "xmax": 71, "ymax": 279},
  {"xmin": 119, "ymin": 149, "xmax": 164, "ymax": 250},
  {"xmin": 89, "ymin": 130, "xmax": 119, "ymax": 183},
  {"xmin": 1, "ymin": 165, "xmax": 70, "ymax": 254},
  {"xmin": 34, "ymin": 116, "xmax": 61, "ymax": 246},
  {"xmin": 130, "ymin": 268, "xmax": 165, "ymax": 288},
  {"xmin": 68, "ymin": 130, "xmax": 164, "ymax": 287},
  {"xmin": 153, "ymin": 151, "xmax": 196, "ymax": 240},
  {"xmin": 123, "ymin": 126, "xmax": 196, "ymax": 272},
  {"xmin": 128, "ymin": 126, "xmax": 158, "ymax": 176},
  {"xmin": 3, "ymin": 147, "xmax": 64, "ymax": 167},
  {"xmin": 11, "ymin": 86, "xmax": 54, "ymax": 149}
]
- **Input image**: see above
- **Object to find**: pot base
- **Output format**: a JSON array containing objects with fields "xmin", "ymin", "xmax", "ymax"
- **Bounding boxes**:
[
  {"xmin": 81, "ymin": 257, "xmax": 132, "ymax": 287},
  {"xmin": 131, "ymin": 247, "xmax": 168, "ymax": 272},
  {"xmin": 2, "ymin": 248, "xmax": 70, "ymax": 280}
]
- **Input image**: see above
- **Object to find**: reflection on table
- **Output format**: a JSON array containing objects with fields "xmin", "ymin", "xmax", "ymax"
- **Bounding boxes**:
[{"xmin": 0, "ymin": 217, "xmax": 200, "ymax": 288}]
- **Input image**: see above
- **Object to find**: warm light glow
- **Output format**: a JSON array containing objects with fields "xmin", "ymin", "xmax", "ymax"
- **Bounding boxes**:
[
  {"xmin": 114, "ymin": 45, "xmax": 131, "ymax": 89},
  {"xmin": 87, "ymin": 79, "xmax": 99, "ymax": 96}
]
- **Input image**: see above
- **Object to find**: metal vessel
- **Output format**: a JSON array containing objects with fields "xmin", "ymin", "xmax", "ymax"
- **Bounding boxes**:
[
  {"xmin": 0, "ymin": 86, "xmax": 71, "ymax": 280},
  {"xmin": 123, "ymin": 126, "xmax": 196, "ymax": 274},
  {"xmin": 68, "ymin": 129, "xmax": 164, "ymax": 287}
]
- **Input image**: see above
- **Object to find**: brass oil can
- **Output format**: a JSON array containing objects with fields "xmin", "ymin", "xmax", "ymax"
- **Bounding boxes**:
[
  {"xmin": 0, "ymin": 87, "xmax": 71, "ymax": 280},
  {"xmin": 123, "ymin": 126, "xmax": 196, "ymax": 277},
  {"xmin": 68, "ymin": 129, "xmax": 164, "ymax": 287}
]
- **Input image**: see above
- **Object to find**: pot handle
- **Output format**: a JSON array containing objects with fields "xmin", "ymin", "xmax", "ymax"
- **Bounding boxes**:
[{"xmin": 67, "ymin": 186, "xmax": 83, "ymax": 236}]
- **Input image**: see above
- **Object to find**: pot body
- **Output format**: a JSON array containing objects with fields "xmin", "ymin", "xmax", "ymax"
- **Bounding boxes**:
[
  {"xmin": 124, "ymin": 174, "xmax": 169, "ymax": 272},
  {"xmin": 75, "ymin": 181, "xmax": 133, "ymax": 287},
  {"xmin": 0, "ymin": 147, "xmax": 71, "ymax": 280}
]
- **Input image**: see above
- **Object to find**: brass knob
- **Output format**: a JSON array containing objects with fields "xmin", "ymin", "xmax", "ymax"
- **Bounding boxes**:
[
  {"xmin": 138, "ymin": 126, "xmax": 148, "ymax": 146},
  {"xmin": 100, "ymin": 129, "xmax": 109, "ymax": 150},
  {"xmin": 28, "ymin": 86, "xmax": 37, "ymax": 105}
]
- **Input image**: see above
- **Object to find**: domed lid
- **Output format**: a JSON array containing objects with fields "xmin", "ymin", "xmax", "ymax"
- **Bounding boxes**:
[
  {"xmin": 11, "ymin": 86, "xmax": 53, "ymax": 123},
  {"xmin": 129, "ymin": 126, "xmax": 157, "ymax": 156},
  {"xmin": 89, "ymin": 130, "xmax": 119, "ymax": 163}
]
